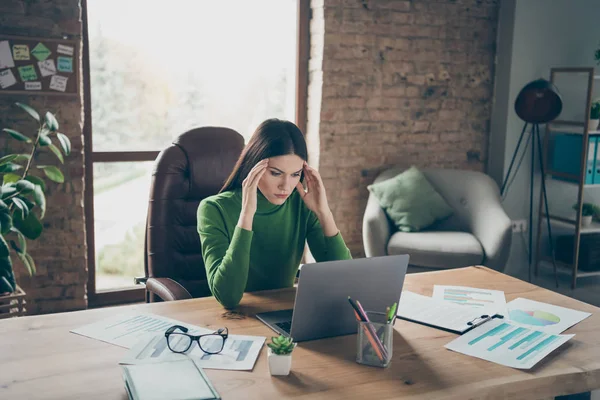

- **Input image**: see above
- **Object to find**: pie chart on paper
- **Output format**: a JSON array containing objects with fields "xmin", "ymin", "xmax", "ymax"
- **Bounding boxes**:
[{"xmin": 509, "ymin": 309, "xmax": 561, "ymax": 327}]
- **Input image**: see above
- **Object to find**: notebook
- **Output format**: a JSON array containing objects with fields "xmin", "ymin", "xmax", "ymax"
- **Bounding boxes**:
[
  {"xmin": 396, "ymin": 291, "xmax": 504, "ymax": 334},
  {"xmin": 121, "ymin": 358, "xmax": 221, "ymax": 400}
]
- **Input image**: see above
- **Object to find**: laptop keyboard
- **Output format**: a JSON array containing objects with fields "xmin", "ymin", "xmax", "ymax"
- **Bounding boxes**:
[{"xmin": 275, "ymin": 321, "xmax": 292, "ymax": 334}]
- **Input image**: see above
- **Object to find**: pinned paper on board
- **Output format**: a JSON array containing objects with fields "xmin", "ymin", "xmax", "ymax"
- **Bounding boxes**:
[
  {"xmin": 12, "ymin": 44, "xmax": 30, "ymax": 60},
  {"xmin": 0, "ymin": 41, "xmax": 15, "ymax": 69},
  {"xmin": 57, "ymin": 56, "xmax": 73, "ymax": 73},
  {"xmin": 57, "ymin": 44, "xmax": 74, "ymax": 56},
  {"xmin": 31, "ymin": 42, "xmax": 51, "ymax": 61},
  {"xmin": 18, "ymin": 65, "xmax": 37, "ymax": 82},
  {"xmin": 49, "ymin": 74, "xmax": 68, "ymax": 92},
  {"xmin": 38, "ymin": 59, "xmax": 57, "ymax": 77},
  {"xmin": 0, "ymin": 69, "xmax": 17, "ymax": 89},
  {"xmin": 25, "ymin": 81, "xmax": 42, "ymax": 91}
]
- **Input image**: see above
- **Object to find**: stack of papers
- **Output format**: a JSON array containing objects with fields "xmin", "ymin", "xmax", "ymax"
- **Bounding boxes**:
[
  {"xmin": 397, "ymin": 285, "xmax": 592, "ymax": 369},
  {"xmin": 122, "ymin": 358, "xmax": 220, "ymax": 400}
]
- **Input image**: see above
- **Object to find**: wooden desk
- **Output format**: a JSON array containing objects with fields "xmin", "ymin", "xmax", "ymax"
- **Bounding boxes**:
[{"xmin": 1, "ymin": 266, "xmax": 599, "ymax": 400}]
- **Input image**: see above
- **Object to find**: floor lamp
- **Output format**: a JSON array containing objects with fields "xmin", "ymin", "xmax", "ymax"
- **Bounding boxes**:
[{"xmin": 500, "ymin": 79, "xmax": 562, "ymax": 287}]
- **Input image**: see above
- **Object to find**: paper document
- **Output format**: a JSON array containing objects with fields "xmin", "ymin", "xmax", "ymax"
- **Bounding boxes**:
[
  {"xmin": 397, "ymin": 291, "xmax": 496, "ymax": 334},
  {"xmin": 120, "ymin": 329, "xmax": 265, "ymax": 371},
  {"xmin": 432, "ymin": 285, "xmax": 507, "ymax": 316},
  {"xmin": 445, "ymin": 318, "xmax": 573, "ymax": 369},
  {"xmin": 506, "ymin": 298, "xmax": 591, "ymax": 334},
  {"xmin": 71, "ymin": 313, "xmax": 265, "ymax": 371}
]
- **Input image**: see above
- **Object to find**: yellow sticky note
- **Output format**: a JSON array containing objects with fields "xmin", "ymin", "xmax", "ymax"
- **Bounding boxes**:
[{"xmin": 13, "ymin": 44, "xmax": 30, "ymax": 60}]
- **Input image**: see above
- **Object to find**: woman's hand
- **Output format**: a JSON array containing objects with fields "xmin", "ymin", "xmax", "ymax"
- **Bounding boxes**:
[
  {"xmin": 296, "ymin": 162, "xmax": 338, "ymax": 236},
  {"xmin": 237, "ymin": 159, "xmax": 268, "ymax": 230}
]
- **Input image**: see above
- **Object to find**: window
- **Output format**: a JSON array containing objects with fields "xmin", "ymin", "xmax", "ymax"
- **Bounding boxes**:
[{"xmin": 83, "ymin": 0, "xmax": 309, "ymax": 306}]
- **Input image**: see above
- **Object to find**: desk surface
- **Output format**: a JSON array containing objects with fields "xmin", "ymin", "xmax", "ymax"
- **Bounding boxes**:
[{"xmin": 1, "ymin": 266, "xmax": 599, "ymax": 400}]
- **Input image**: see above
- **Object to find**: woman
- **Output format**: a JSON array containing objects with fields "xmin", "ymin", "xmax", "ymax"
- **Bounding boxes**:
[{"xmin": 197, "ymin": 118, "xmax": 352, "ymax": 309}]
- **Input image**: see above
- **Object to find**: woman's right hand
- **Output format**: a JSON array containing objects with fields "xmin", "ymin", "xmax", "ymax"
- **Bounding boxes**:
[{"xmin": 237, "ymin": 159, "xmax": 268, "ymax": 230}]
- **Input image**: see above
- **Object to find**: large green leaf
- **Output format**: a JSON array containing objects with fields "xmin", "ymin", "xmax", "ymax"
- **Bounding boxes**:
[
  {"xmin": 0, "ymin": 200, "xmax": 8, "ymax": 212},
  {"xmin": 13, "ymin": 154, "xmax": 31, "ymax": 163},
  {"xmin": 0, "ymin": 234, "xmax": 10, "ymax": 257},
  {"xmin": 2, "ymin": 128, "xmax": 31, "ymax": 143},
  {"xmin": 13, "ymin": 212, "xmax": 43, "ymax": 240},
  {"xmin": 39, "ymin": 133, "xmax": 52, "ymax": 146},
  {"xmin": 15, "ymin": 102, "xmax": 40, "ymax": 122},
  {"xmin": 44, "ymin": 111, "xmax": 59, "ymax": 132},
  {"xmin": 37, "ymin": 165, "xmax": 64, "ymax": 183},
  {"xmin": 0, "ymin": 212, "xmax": 11, "ymax": 235},
  {"xmin": 47, "ymin": 144, "xmax": 64, "ymax": 163},
  {"xmin": 0, "ymin": 154, "xmax": 18, "ymax": 166},
  {"xmin": 32, "ymin": 185, "xmax": 46, "ymax": 219},
  {"xmin": 0, "ymin": 234, "xmax": 15, "ymax": 293},
  {"xmin": 0, "ymin": 163, "xmax": 23, "ymax": 173},
  {"xmin": 0, "ymin": 276, "xmax": 14, "ymax": 294},
  {"xmin": 16, "ymin": 251, "xmax": 32, "ymax": 276},
  {"xmin": 25, "ymin": 175, "xmax": 46, "ymax": 192},
  {"xmin": 56, "ymin": 132, "xmax": 71, "ymax": 156},
  {"xmin": 11, "ymin": 197, "xmax": 28, "ymax": 220},
  {"xmin": 16, "ymin": 180, "xmax": 35, "ymax": 194},
  {"xmin": 3, "ymin": 173, "xmax": 21, "ymax": 185}
]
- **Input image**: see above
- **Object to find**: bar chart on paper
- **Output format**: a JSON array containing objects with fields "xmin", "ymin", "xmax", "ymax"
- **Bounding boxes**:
[
  {"xmin": 432, "ymin": 285, "xmax": 508, "ymax": 316},
  {"xmin": 445, "ymin": 319, "xmax": 573, "ymax": 369}
]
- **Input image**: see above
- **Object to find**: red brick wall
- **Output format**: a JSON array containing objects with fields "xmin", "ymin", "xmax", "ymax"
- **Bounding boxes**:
[
  {"xmin": 0, "ymin": 0, "xmax": 86, "ymax": 314},
  {"xmin": 308, "ymin": 0, "xmax": 499, "ymax": 257}
]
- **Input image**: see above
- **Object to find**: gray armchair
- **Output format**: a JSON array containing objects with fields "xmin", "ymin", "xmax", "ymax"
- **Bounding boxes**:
[{"xmin": 363, "ymin": 167, "xmax": 512, "ymax": 272}]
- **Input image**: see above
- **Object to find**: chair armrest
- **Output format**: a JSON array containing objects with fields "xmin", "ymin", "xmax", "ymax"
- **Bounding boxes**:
[
  {"xmin": 146, "ymin": 277, "xmax": 193, "ymax": 301},
  {"xmin": 471, "ymin": 204, "xmax": 512, "ymax": 271},
  {"xmin": 362, "ymin": 193, "xmax": 391, "ymax": 257}
]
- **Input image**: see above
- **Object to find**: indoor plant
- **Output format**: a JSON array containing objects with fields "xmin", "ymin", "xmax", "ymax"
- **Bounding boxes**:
[
  {"xmin": 267, "ymin": 334, "xmax": 296, "ymax": 376},
  {"xmin": 0, "ymin": 102, "xmax": 71, "ymax": 295},
  {"xmin": 572, "ymin": 203, "xmax": 599, "ymax": 227},
  {"xmin": 589, "ymin": 100, "xmax": 600, "ymax": 131}
]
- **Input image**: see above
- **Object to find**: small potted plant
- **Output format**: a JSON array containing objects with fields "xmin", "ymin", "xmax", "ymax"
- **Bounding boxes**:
[
  {"xmin": 267, "ymin": 335, "xmax": 296, "ymax": 376},
  {"xmin": 573, "ymin": 203, "xmax": 599, "ymax": 227},
  {"xmin": 589, "ymin": 100, "xmax": 600, "ymax": 131}
]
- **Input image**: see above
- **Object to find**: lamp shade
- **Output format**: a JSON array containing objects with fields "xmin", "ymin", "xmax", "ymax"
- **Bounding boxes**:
[{"xmin": 514, "ymin": 78, "xmax": 562, "ymax": 123}]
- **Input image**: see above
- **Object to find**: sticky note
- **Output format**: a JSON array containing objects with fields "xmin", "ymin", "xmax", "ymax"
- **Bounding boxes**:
[
  {"xmin": 31, "ymin": 42, "xmax": 51, "ymax": 61},
  {"xmin": 57, "ymin": 56, "xmax": 73, "ymax": 73},
  {"xmin": 25, "ymin": 81, "xmax": 42, "ymax": 90},
  {"xmin": 49, "ymin": 74, "xmax": 67, "ymax": 92},
  {"xmin": 13, "ymin": 44, "xmax": 30, "ymax": 61},
  {"xmin": 0, "ymin": 41, "xmax": 15, "ymax": 69},
  {"xmin": 0, "ymin": 68, "xmax": 17, "ymax": 89},
  {"xmin": 18, "ymin": 65, "xmax": 37, "ymax": 81},
  {"xmin": 38, "ymin": 59, "xmax": 56, "ymax": 77},
  {"xmin": 57, "ymin": 44, "xmax": 74, "ymax": 56}
]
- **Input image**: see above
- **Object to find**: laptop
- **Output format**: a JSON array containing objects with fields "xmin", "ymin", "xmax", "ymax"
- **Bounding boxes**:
[{"xmin": 255, "ymin": 255, "xmax": 409, "ymax": 342}]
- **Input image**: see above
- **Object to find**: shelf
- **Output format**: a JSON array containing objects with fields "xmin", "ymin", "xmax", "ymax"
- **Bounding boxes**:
[
  {"xmin": 545, "ymin": 174, "xmax": 600, "ymax": 188},
  {"xmin": 548, "ymin": 124, "xmax": 600, "ymax": 135},
  {"xmin": 549, "ymin": 120, "xmax": 585, "ymax": 127},
  {"xmin": 542, "ymin": 213, "xmax": 600, "ymax": 233},
  {"xmin": 545, "ymin": 170, "xmax": 579, "ymax": 181},
  {"xmin": 539, "ymin": 258, "xmax": 600, "ymax": 278}
]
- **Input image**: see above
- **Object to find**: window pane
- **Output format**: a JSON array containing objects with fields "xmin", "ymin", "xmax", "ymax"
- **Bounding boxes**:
[
  {"xmin": 94, "ymin": 161, "xmax": 153, "ymax": 291},
  {"xmin": 87, "ymin": 0, "xmax": 298, "ymax": 151}
]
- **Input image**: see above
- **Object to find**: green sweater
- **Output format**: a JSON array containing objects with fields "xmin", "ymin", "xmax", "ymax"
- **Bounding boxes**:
[{"xmin": 197, "ymin": 189, "xmax": 352, "ymax": 308}]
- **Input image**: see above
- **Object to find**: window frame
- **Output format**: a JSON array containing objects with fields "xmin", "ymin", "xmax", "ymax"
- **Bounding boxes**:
[{"xmin": 82, "ymin": 0, "xmax": 310, "ymax": 308}]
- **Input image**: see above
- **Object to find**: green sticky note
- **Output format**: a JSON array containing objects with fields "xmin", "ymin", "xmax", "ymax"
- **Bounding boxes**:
[
  {"xmin": 30, "ymin": 42, "xmax": 51, "ymax": 61},
  {"xmin": 57, "ymin": 56, "xmax": 73, "ymax": 73},
  {"xmin": 18, "ymin": 65, "xmax": 37, "ymax": 81}
]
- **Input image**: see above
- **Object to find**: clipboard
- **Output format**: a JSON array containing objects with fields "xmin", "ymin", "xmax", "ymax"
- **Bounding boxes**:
[{"xmin": 395, "ymin": 291, "xmax": 505, "ymax": 335}]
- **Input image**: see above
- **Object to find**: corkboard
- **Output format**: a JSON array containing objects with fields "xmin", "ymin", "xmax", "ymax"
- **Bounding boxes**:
[{"xmin": 0, "ymin": 34, "xmax": 79, "ymax": 97}]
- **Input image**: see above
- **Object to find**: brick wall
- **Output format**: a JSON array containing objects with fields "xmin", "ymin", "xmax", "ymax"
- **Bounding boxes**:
[
  {"xmin": 308, "ymin": 0, "xmax": 499, "ymax": 257},
  {"xmin": 0, "ymin": 0, "xmax": 86, "ymax": 314}
]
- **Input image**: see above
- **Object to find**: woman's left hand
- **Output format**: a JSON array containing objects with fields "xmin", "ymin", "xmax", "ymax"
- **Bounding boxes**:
[{"xmin": 295, "ymin": 161, "xmax": 331, "ymax": 217}]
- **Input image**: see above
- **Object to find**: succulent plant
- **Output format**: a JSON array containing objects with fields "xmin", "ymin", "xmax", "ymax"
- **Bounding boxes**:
[{"xmin": 267, "ymin": 335, "xmax": 295, "ymax": 355}]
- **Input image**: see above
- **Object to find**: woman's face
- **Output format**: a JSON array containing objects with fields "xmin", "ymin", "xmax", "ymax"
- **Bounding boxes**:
[{"xmin": 258, "ymin": 154, "xmax": 304, "ymax": 205}]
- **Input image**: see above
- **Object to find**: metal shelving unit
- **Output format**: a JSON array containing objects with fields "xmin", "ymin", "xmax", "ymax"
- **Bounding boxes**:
[{"xmin": 535, "ymin": 67, "xmax": 600, "ymax": 288}]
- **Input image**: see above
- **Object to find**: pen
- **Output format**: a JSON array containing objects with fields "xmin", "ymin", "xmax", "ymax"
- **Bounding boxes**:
[{"xmin": 348, "ymin": 297, "xmax": 387, "ymax": 361}]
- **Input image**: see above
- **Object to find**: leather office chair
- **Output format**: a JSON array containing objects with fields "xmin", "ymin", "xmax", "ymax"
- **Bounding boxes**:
[{"xmin": 141, "ymin": 127, "xmax": 244, "ymax": 302}]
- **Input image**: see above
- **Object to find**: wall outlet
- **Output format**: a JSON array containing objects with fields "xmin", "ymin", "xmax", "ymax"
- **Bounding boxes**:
[{"xmin": 512, "ymin": 219, "xmax": 527, "ymax": 233}]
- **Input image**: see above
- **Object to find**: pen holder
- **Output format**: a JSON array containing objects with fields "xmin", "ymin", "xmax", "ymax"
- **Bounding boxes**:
[{"xmin": 356, "ymin": 311, "xmax": 393, "ymax": 368}]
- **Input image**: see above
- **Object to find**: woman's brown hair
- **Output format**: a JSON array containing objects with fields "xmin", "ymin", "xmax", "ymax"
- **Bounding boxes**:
[{"xmin": 220, "ymin": 118, "xmax": 308, "ymax": 193}]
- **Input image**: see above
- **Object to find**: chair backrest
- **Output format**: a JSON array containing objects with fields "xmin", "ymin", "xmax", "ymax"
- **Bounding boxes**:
[
  {"xmin": 145, "ymin": 127, "xmax": 244, "ymax": 298},
  {"xmin": 373, "ymin": 167, "xmax": 501, "ymax": 232}
]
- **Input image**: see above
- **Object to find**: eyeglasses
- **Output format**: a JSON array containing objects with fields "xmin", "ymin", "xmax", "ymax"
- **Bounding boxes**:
[{"xmin": 164, "ymin": 325, "xmax": 228, "ymax": 354}]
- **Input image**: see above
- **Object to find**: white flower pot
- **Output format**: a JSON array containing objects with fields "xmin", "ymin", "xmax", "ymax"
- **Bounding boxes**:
[
  {"xmin": 588, "ymin": 119, "xmax": 599, "ymax": 131},
  {"xmin": 268, "ymin": 348, "xmax": 293, "ymax": 376},
  {"xmin": 582, "ymin": 215, "xmax": 593, "ymax": 227}
]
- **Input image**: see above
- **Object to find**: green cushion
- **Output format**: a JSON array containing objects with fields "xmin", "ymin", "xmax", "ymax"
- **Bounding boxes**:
[{"xmin": 367, "ymin": 166, "xmax": 454, "ymax": 232}]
